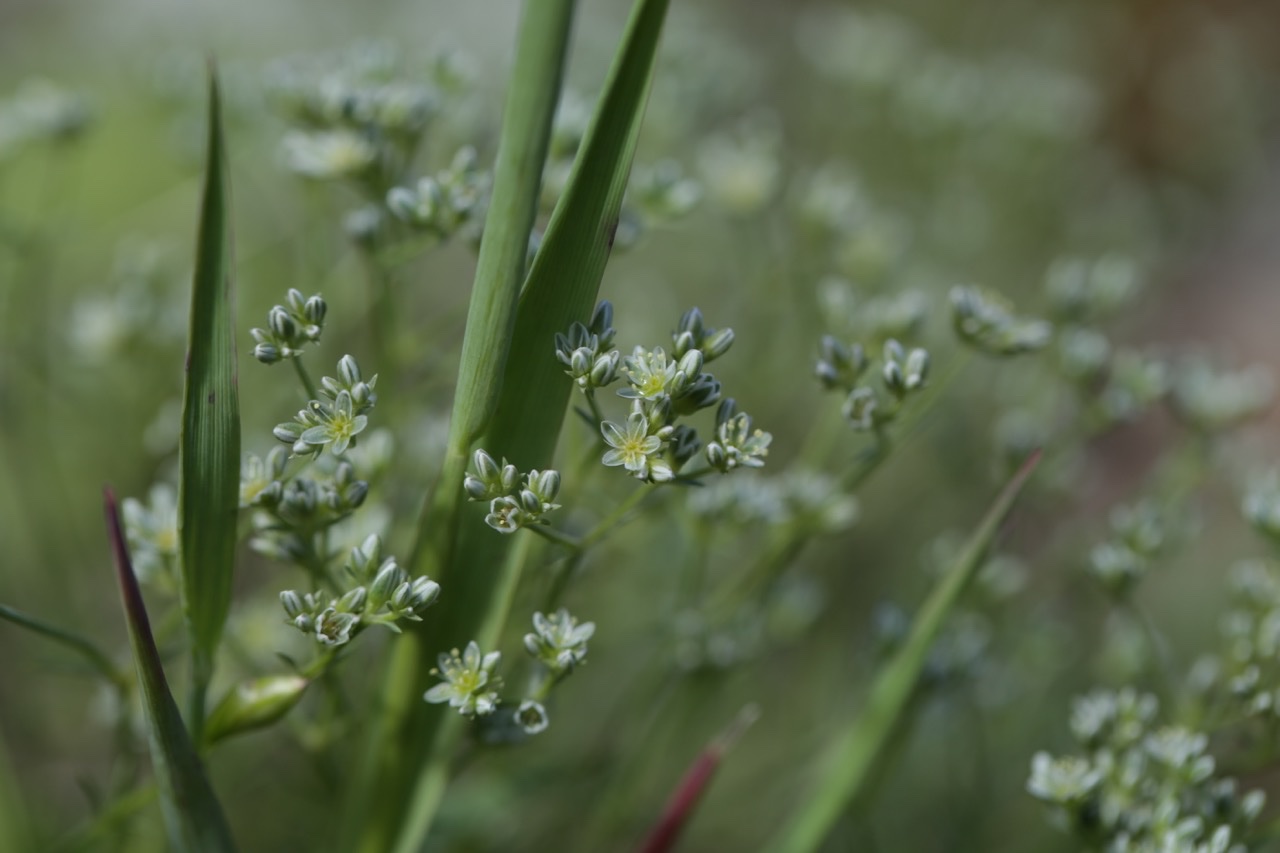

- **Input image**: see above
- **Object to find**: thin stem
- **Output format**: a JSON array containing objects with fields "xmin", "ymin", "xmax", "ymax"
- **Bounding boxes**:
[
  {"xmin": 527, "ymin": 523, "xmax": 582, "ymax": 550},
  {"xmin": 581, "ymin": 483, "xmax": 657, "ymax": 548},
  {"xmin": 292, "ymin": 357, "xmax": 320, "ymax": 401}
]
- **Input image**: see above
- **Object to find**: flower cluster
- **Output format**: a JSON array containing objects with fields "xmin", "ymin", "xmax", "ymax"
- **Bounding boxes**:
[
  {"xmin": 1027, "ymin": 689, "xmax": 1263, "ymax": 851},
  {"xmin": 538, "ymin": 92, "xmax": 700, "ymax": 252},
  {"xmin": 559, "ymin": 301, "xmax": 769, "ymax": 484},
  {"xmin": 815, "ymin": 336, "xmax": 930, "ymax": 432},
  {"xmin": 1086, "ymin": 500, "xmax": 1171, "ymax": 598},
  {"xmin": 385, "ymin": 145, "xmax": 489, "ymax": 242},
  {"xmin": 121, "ymin": 483, "xmax": 179, "ymax": 587},
  {"xmin": 245, "ymin": 454, "xmax": 370, "ymax": 568},
  {"xmin": 1170, "ymin": 359, "xmax": 1273, "ymax": 434},
  {"xmin": 524, "ymin": 609, "xmax": 595, "ymax": 674},
  {"xmin": 705, "ymin": 400, "xmax": 772, "ymax": 473},
  {"xmin": 1191, "ymin": 560, "xmax": 1280, "ymax": 722},
  {"xmin": 280, "ymin": 535, "xmax": 440, "ymax": 648},
  {"xmin": 249, "ymin": 289, "xmax": 327, "ymax": 364},
  {"xmin": 463, "ymin": 449, "xmax": 561, "ymax": 534},
  {"xmin": 273, "ymin": 355, "xmax": 377, "ymax": 456},
  {"xmin": 950, "ymin": 285, "xmax": 1052, "ymax": 357},
  {"xmin": 0, "ymin": 78, "xmax": 92, "ymax": 163},
  {"xmin": 554, "ymin": 301, "xmax": 620, "ymax": 393}
]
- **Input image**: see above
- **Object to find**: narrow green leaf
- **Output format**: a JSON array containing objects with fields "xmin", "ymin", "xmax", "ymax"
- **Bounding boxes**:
[
  {"xmin": 179, "ymin": 63, "xmax": 240, "ymax": 739},
  {"xmin": 104, "ymin": 488, "xmax": 237, "ymax": 852},
  {"xmin": 764, "ymin": 450, "xmax": 1042, "ymax": 853},
  {"xmin": 0, "ymin": 602, "xmax": 126, "ymax": 687},
  {"xmin": 0, "ymin": 732, "xmax": 35, "ymax": 852}
]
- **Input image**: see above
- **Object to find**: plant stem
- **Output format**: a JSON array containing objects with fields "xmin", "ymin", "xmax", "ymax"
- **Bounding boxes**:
[{"xmin": 292, "ymin": 356, "xmax": 319, "ymax": 401}]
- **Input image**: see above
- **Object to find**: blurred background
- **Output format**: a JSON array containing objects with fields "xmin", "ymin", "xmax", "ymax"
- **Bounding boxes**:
[{"xmin": 3, "ymin": 0, "xmax": 1280, "ymax": 850}]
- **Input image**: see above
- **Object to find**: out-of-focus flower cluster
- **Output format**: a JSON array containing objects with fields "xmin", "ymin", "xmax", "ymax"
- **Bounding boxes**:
[{"xmin": 1028, "ymin": 688, "xmax": 1263, "ymax": 852}]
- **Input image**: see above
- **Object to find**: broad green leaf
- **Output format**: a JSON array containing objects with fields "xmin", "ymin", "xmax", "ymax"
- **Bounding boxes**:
[
  {"xmin": 354, "ymin": 2, "xmax": 671, "ymax": 850},
  {"xmin": 0, "ymin": 602, "xmax": 126, "ymax": 687},
  {"xmin": 104, "ymin": 488, "xmax": 237, "ymax": 852},
  {"xmin": 345, "ymin": 3, "xmax": 574, "ymax": 849},
  {"xmin": 764, "ymin": 451, "xmax": 1042, "ymax": 853},
  {"xmin": 179, "ymin": 64, "xmax": 240, "ymax": 738}
]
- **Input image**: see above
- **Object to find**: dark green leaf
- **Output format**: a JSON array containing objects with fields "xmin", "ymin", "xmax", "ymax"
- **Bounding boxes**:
[{"xmin": 179, "ymin": 64, "xmax": 240, "ymax": 737}]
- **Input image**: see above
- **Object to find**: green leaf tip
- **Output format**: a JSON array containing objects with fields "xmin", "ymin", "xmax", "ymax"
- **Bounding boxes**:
[
  {"xmin": 179, "ymin": 61, "xmax": 241, "ymax": 737},
  {"xmin": 765, "ymin": 449, "xmax": 1041, "ymax": 853}
]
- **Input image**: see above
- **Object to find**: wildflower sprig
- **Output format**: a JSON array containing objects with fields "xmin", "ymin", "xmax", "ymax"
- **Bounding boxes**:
[
  {"xmin": 272, "ymin": 355, "xmax": 378, "ymax": 456},
  {"xmin": 463, "ymin": 449, "xmax": 562, "ymax": 534},
  {"xmin": 1087, "ymin": 499, "xmax": 1171, "ymax": 598},
  {"xmin": 815, "ymin": 336, "xmax": 929, "ymax": 432},
  {"xmin": 121, "ymin": 484, "xmax": 179, "ymax": 588},
  {"xmin": 505, "ymin": 609, "xmax": 596, "ymax": 736},
  {"xmin": 250, "ymin": 288, "xmax": 327, "ymax": 364},
  {"xmin": 556, "ymin": 301, "xmax": 769, "ymax": 485},
  {"xmin": 280, "ymin": 535, "xmax": 440, "ymax": 649},
  {"xmin": 1027, "ymin": 689, "xmax": 1264, "ymax": 851},
  {"xmin": 555, "ymin": 300, "xmax": 620, "ymax": 399},
  {"xmin": 950, "ymin": 285, "xmax": 1052, "ymax": 357},
  {"xmin": 385, "ymin": 145, "xmax": 489, "ymax": 242}
]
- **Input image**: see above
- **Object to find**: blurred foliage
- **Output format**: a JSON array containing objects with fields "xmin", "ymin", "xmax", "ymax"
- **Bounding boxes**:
[{"xmin": 2, "ymin": 0, "xmax": 1280, "ymax": 851}]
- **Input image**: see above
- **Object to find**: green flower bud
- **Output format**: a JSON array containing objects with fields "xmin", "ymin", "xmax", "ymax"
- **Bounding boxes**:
[
  {"xmin": 337, "ymin": 586, "xmax": 368, "ymax": 613},
  {"xmin": 590, "ymin": 351, "xmax": 621, "ymax": 387},
  {"xmin": 672, "ymin": 330, "xmax": 697, "ymax": 359},
  {"xmin": 280, "ymin": 590, "xmax": 305, "ymax": 619},
  {"xmin": 269, "ymin": 306, "xmax": 298, "ymax": 341},
  {"xmin": 204, "ymin": 675, "xmax": 310, "ymax": 746},
  {"xmin": 338, "ymin": 354, "xmax": 361, "ymax": 386},
  {"xmin": 589, "ymin": 300, "xmax": 615, "ymax": 348},
  {"xmin": 254, "ymin": 343, "xmax": 282, "ymax": 364},
  {"xmin": 370, "ymin": 560, "xmax": 407, "ymax": 607},
  {"xmin": 463, "ymin": 475, "xmax": 489, "ymax": 502},
  {"xmin": 304, "ymin": 295, "xmax": 327, "ymax": 326},
  {"xmin": 518, "ymin": 489, "xmax": 543, "ymax": 514},
  {"xmin": 904, "ymin": 348, "xmax": 929, "ymax": 389},
  {"xmin": 274, "ymin": 422, "xmax": 303, "ymax": 443},
  {"xmin": 703, "ymin": 327, "xmax": 735, "ymax": 360},
  {"xmin": 843, "ymin": 387, "xmax": 879, "ymax": 430},
  {"xmin": 407, "ymin": 576, "xmax": 441, "ymax": 612}
]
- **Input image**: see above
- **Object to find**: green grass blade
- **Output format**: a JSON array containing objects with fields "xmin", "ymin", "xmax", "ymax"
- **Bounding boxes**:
[
  {"xmin": 0, "ymin": 732, "xmax": 36, "ymax": 851},
  {"xmin": 764, "ymin": 451, "xmax": 1042, "ymax": 853},
  {"xmin": 178, "ymin": 64, "xmax": 240, "ymax": 741},
  {"xmin": 363, "ymin": 3, "xmax": 671, "ymax": 850},
  {"xmin": 346, "ymin": 3, "xmax": 575, "ymax": 849},
  {"xmin": 104, "ymin": 489, "xmax": 237, "ymax": 852},
  {"xmin": 0, "ymin": 603, "xmax": 127, "ymax": 687}
]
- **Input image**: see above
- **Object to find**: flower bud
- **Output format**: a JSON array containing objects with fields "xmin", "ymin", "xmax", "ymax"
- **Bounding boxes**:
[
  {"xmin": 268, "ymin": 306, "xmax": 298, "ymax": 341},
  {"xmin": 702, "ymin": 327, "xmax": 735, "ymax": 360},
  {"xmin": 304, "ymin": 295, "xmax": 327, "ymax": 326},
  {"xmin": 370, "ymin": 560, "xmax": 407, "ymax": 606},
  {"xmin": 473, "ymin": 449, "xmax": 500, "ymax": 482},
  {"xmin": 590, "ymin": 351, "xmax": 620, "ymax": 387},
  {"xmin": 408, "ymin": 576, "xmax": 441, "ymax": 611},
  {"xmin": 500, "ymin": 463, "xmax": 520, "ymax": 494},
  {"xmin": 254, "ymin": 343, "xmax": 282, "ymax": 364},
  {"xmin": 338, "ymin": 354, "xmax": 361, "ymax": 386},
  {"xmin": 204, "ymin": 675, "xmax": 310, "ymax": 746},
  {"xmin": 464, "ymin": 475, "xmax": 489, "ymax": 502},
  {"xmin": 337, "ymin": 586, "xmax": 368, "ymax": 613},
  {"xmin": 280, "ymin": 590, "xmax": 305, "ymax": 619},
  {"xmin": 532, "ymin": 469, "xmax": 560, "ymax": 502}
]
